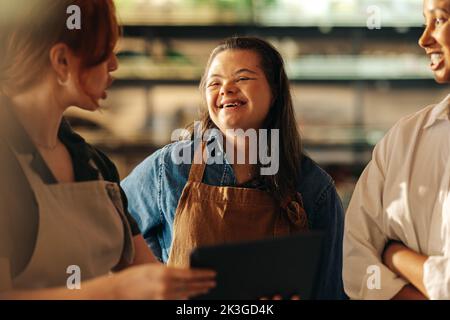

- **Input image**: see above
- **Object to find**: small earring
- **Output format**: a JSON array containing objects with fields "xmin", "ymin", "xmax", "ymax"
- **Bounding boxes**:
[
  {"xmin": 57, "ymin": 74, "xmax": 70, "ymax": 86},
  {"xmin": 57, "ymin": 78, "xmax": 67, "ymax": 86}
]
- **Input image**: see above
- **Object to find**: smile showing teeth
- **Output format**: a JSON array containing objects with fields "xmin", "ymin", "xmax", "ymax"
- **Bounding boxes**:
[
  {"xmin": 431, "ymin": 53, "xmax": 443, "ymax": 65},
  {"xmin": 224, "ymin": 103, "xmax": 239, "ymax": 108},
  {"xmin": 219, "ymin": 100, "xmax": 247, "ymax": 108}
]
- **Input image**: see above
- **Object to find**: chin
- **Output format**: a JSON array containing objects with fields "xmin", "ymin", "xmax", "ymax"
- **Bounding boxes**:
[
  {"xmin": 433, "ymin": 67, "xmax": 450, "ymax": 84},
  {"xmin": 222, "ymin": 122, "xmax": 246, "ymax": 131},
  {"xmin": 434, "ymin": 75, "xmax": 450, "ymax": 84}
]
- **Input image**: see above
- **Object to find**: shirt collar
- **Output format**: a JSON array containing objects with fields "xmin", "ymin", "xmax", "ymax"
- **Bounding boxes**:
[
  {"xmin": 423, "ymin": 94, "xmax": 450, "ymax": 129},
  {"xmin": 0, "ymin": 95, "xmax": 98, "ymax": 183},
  {"xmin": 204, "ymin": 129, "xmax": 225, "ymax": 155},
  {"xmin": 202, "ymin": 130, "xmax": 238, "ymax": 186},
  {"xmin": 0, "ymin": 95, "xmax": 58, "ymax": 183},
  {"xmin": 0, "ymin": 95, "xmax": 82, "ymax": 151}
]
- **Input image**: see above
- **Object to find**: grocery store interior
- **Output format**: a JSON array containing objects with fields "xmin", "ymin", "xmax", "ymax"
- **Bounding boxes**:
[{"xmin": 65, "ymin": 0, "xmax": 444, "ymax": 209}]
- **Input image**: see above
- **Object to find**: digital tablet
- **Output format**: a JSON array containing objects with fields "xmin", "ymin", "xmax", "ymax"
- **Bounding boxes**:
[{"xmin": 190, "ymin": 231, "xmax": 324, "ymax": 300}]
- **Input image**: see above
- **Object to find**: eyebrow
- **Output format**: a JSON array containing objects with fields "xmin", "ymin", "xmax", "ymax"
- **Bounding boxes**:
[
  {"xmin": 235, "ymin": 68, "xmax": 258, "ymax": 75},
  {"xmin": 425, "ymin": 7, "xmax": 450, "ymax": 15},
  {"xmin": 209, "ymin": 68, "xmax": 258, "ymax": 78}
]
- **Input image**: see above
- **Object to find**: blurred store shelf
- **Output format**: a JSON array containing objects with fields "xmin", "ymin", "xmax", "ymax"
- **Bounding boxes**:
[
  {"xmin": 65, "ymin": 0, "xmax": 437, "ymax": 208},
  {"xmin": 115, "ymin": 0, "xmax": 423, "ymax": 28},
  {"xmin": 113, "ymin": 55, "xmax": 433, "ymax": 82}
]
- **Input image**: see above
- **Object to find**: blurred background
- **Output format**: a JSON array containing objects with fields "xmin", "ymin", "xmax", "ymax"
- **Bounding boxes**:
[{"xmin": 65, "ymin": 0, "xmax": 448, "ymax": 209}]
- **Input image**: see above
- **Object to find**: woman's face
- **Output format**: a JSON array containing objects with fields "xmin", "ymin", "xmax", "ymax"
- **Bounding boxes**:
[
  {"xmin": 68, "ymin": 52, "xmax": 118, "ymax": 111},
  {"xmin": 419, "ymin": 0, "xmax": 450, "ymax": 83},
  {"xmin": 205, "ymin": 49, "xmax": 273, "ymax": 133}
]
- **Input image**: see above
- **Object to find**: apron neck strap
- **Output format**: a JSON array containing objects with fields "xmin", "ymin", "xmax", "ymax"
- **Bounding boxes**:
[
  {"xmin": 89, "ymin": 159, "xmax": 105, "ymax": 181},
  {"xmin": 187, "ymin": 143, "xmax": 207, "ymax": 183}
]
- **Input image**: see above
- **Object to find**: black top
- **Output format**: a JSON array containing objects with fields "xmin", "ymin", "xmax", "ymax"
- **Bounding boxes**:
[{"xmin": 0, "ymin": 95, "xmax": 140, "ymax": 279}]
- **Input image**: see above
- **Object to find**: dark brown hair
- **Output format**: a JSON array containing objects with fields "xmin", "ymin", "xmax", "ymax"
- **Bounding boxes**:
[
  {"xmin": 0, "ymin": 0, "xmax": 119, "ymax": 96},
  {"xmin": 197, "ymin": 36, "xmax": 303, "ymax": 204}
]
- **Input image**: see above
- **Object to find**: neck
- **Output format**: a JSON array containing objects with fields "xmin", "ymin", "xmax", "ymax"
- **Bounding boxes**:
[
  {"xmin": 224, "ymin": 133, "xmax": 258, "ymax": 182},
  {"xmin": 11, "ymin": 83, "xmax": 67, "ymax": 149}
]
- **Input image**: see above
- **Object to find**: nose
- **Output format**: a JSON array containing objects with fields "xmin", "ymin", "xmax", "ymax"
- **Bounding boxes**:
[
  {"xmin": 219, "ymin": 80, "xmax": 237, "ymax": 96},
  {"xmin": 108, "ymin": 53, "xmax": 119, "ymax": 72},
  {"xmin": 419, "ymin": 26, "xmax": 435, "ymax": 49}
]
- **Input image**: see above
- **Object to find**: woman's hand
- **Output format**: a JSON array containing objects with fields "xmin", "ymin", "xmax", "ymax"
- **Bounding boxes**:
[{"xmin": 112, "ymin": 263, "xmax": 216, "ymax": 300}]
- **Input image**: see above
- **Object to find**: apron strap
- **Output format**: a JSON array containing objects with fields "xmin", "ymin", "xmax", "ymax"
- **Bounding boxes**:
[
  {"xmin": 187, "ymin": 142, "xmax": 207, "ymax": 183},
  {"xmin": 5, "ymin": 147, "xmax": 44, "ymax": 192}
]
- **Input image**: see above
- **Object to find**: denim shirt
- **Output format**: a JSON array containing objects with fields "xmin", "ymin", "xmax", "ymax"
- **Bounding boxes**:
[{"xmin": 122, "ymin": 139, "xmax": 346, "ymax": 299}]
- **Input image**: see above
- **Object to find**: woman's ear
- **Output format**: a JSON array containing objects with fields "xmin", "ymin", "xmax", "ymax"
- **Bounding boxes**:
[{"xmin": 49, "ymin": 43, "xmax": 71, "ymax": 85}]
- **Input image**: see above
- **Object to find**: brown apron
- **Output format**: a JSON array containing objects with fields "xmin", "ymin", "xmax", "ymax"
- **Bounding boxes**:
[
  {"xmin": 8, "ymin": 148, "xmax": 134, "ymax": 290},
  {"xmin": 167, "ymin": 144, "xmax": 308, "ymax": 268}
]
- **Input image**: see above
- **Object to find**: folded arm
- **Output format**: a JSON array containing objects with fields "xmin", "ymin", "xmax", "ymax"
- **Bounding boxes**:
[{"xmin": 382, "ymin": 241, "xmax": 428, "ymax": 299}]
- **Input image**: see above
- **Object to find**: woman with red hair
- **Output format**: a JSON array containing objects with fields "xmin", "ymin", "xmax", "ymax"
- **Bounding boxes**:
[{"xmin": 0, "ymin": 0, "xmax": 215, "ymax": 299}]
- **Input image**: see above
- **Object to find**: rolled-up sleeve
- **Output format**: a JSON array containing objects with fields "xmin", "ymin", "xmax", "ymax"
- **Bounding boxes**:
[
  {"xmin": 343, "ymin": 138, "xmax": 407, "ymax": 300},
  {"xmin": 423, "ymin": 256, "xmax": 450, "ymax": 299},
  {"xmin": 313, "ymin": 183, "xmax": 346, "ymax": 300},
  {"xmin": 121, "ymin": 150, "xmax": 164, "ymax": 260}
]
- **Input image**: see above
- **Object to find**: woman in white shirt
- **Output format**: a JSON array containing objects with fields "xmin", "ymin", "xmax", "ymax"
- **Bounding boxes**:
[{"xmin": 344, "ymin": 0, "xmax": 450, "ymax": 300}]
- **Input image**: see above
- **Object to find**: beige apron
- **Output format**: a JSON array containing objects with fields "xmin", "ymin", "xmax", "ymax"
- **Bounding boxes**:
[
  {"xmin": 167, "ymin": 144, "xmax": 308, "ymax": 268},
  {"xmin": 9, "ymin": 148, "xmax": 134, "ymax": 290}
]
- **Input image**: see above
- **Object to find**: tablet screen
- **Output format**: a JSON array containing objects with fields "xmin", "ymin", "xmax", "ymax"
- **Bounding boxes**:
[{"xmin": 190, "ymin": 232, "xmax": 324, "ymax": 300}]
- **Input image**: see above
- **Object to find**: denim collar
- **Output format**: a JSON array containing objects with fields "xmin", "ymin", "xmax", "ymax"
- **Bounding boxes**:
[{"xmin": 198, "ymin": 131, "xmax": 237, "ymax": 187}]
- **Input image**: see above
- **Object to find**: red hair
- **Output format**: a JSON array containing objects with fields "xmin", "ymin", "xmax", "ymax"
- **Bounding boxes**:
[{"xmin": 0, "ymin": 0, "xmax": 119, "ymax": 96}]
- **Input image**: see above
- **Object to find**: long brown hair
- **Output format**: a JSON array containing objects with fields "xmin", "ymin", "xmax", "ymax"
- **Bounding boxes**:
[
  {"xmin": 196, "ymin": 36, "xmax": 303, "ymax": 204},
  {"xmin": 0, "ymin": 0, "xmax": 119, "ymax": 97}
]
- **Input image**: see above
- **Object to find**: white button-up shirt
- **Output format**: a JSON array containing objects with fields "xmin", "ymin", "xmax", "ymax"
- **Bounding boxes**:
[{"xmin": 344, "ymin": 94, "xmax": 450, "ymax": 300}]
